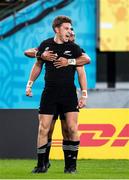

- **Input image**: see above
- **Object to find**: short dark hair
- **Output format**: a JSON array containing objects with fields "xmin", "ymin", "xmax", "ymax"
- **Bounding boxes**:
[{"xmin": 52, "ymin": 15, "xmax": 72, "ymax": 32}]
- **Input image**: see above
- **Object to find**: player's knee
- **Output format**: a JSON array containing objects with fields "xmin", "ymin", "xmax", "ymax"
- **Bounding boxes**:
[
  {"xmin": 38, "ymin": 123, "xmax": 49, "ymax": 137},
  {"xmin": 68, "ymin": 125, "xmax": 78, "ymax": 135}
]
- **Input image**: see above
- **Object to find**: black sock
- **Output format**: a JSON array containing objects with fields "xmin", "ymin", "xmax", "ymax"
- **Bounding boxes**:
[
  {"xmin": 63, "ymin": 140, "xmax": 80, "ymax": 169},
  {"xmin": 45, "ymin": 138, "xmax": 52, "ymax": 164},
  {"xmin": 37, "ymin": 144, "xmax": 47, "ymax": 167},
  {"xmin": 69, "ymin": 140, "xmax": 80, "ymax": 169},
  {"xmin": 63, "ymin": 140, "xmax": 71, "ymax": 169}
]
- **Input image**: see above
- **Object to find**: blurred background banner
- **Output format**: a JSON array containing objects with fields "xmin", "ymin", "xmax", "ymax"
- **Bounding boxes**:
[
  {"xmin": 0, "ymin": 0, "xmax": 96, "ymax": 109},
  {"xmin": 100, "ymin": 0, "xmax": 129, "ymax": 51}
]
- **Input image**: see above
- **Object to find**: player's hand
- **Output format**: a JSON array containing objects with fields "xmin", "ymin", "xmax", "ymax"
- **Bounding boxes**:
[
  {"xmin": 26, "ymin": 87, "xmax": 33, "ymax": 97},
  {"xmin": 78, "ymin": 97, "xmax": 86, "ymax": 108},
  {"xmin": 53, "ymin": 57, "xmax": 68, "ymax": 68},
  {"xmin": 41, "ymin": 51, "xmax": 58, "ymax": 61}
]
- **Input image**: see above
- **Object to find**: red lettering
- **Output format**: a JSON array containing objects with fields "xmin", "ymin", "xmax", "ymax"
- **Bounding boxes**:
[
  {"xmin": 111, "ymin": 124, "xmax": 129, "ymax": 146},
  {"xmin": 78, "ymin": 124, "xmax": 116, "ymax": 147}
]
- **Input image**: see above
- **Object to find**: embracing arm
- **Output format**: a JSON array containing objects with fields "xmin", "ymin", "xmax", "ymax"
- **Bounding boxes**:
[
  {"xmin": 53, "ymin": 53, "xmax": 90, "ymax": 68},
  {"xmin": 76, "ymin": 53, "xmax": 90, "ymax": 65},
  {"xmin": 24, "ymin": 48, "xmax": 57, "ymax": 61}
]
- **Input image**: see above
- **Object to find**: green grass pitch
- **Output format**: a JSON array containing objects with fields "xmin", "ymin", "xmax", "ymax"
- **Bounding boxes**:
[{"xmin": 0, "ymin": 159, "xmax": 129, "ymax": 179}]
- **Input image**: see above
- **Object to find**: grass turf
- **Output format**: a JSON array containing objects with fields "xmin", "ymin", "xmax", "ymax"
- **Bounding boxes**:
[{"xmin": 0, "ymin": 159, "xmax": 129, "ymax": 179}]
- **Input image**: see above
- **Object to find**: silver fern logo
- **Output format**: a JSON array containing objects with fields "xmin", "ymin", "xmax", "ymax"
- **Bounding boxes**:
[{"xmin": 63, "ymin": 50, "xmax": 72, "ymax": 56}]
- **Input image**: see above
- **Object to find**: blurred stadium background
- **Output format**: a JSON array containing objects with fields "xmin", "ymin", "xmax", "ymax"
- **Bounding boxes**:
[{"xmin": 0, "ymin": 0, "xmax": 129, "ymax": 162}]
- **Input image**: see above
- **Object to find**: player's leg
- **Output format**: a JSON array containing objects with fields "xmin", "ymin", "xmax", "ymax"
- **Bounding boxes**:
[
  {"xmin": 63, "ymin": 112, "xmax": 79, "ymax": 173},
  {"xmin": 45, "ymin": 116, "xmax": 57, "ymax": 168},
  {"xmin": 32, "ymin": 87, "xmax": 56, "ymax": 173},
  {"xmin": 60, "ymin": 114, "xmax": 69, "ymax": 140},
  {"xmin": 65, "ymin": 112, "xmax": 79, "ymax": 141},
  {"xmin": 60, "ymin": 113, "xmax": 79, "ymax": 173},
  {"xmin": 32, "ymin": 114, "xmax": 53, "ymax": 173},
  {"xmin": 60, "ymin": 115, "xmax": 74, "ymax": 173},
  {"xmin": 61, "ymin": 86, "xmax": 80, "ymax": 173}
]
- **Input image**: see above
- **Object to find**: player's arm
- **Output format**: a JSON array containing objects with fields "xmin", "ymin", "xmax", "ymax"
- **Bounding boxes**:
[
  {"xmin": 26, "ymin": 59, "xmax": 43, "ymax": 97},
  {"xmin": 76, "ymin": 53, "xmax": 90, "ymax": 65},
  {"xmin": 76, "ymin": 66, "xmax": 88, "ymax": 108},
  {"xmin": 24, "ymin": 48, "xmax": 57, "ymax": 61},
  {"xmin": 53, "ymin": 53, "xmax": 90, "ymax": 68},
  {"xmin": 24, "ymin": 48, "xmax": 38, "ymax": 58}
]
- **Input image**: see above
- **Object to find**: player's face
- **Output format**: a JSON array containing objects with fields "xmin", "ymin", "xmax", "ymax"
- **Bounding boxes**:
[{"xmin": 56, "ymin": 23, "xmax": 72, "ymax": 42}]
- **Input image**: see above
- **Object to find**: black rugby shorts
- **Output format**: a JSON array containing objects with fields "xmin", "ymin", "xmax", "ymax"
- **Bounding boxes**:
[
  {"xmin": 53, "ymin": 104, "xmax": 65, "ymax": 120},
  {"xmin": 39, "ymin": 86, "xmax": 79, "ymax": 114}
]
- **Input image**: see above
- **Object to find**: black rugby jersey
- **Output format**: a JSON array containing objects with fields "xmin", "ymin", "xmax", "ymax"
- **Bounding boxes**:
[{"xmin": 38, "ymin": 38, "xmax": 82, "ymax": 86}]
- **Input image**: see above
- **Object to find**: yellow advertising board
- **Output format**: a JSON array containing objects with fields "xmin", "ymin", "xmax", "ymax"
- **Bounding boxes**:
[
  {"xmin": 100, "ymin": 0, "xmax": 129, "ymax": 51},
  {"xmin": 50, "ymin": 109, "xmax": 129, "ymax": 159}
]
